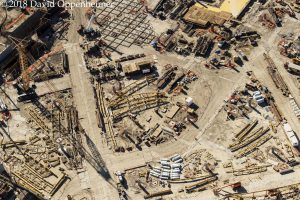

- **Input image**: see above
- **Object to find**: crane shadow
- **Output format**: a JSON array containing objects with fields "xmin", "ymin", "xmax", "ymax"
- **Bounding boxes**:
[{"xmin": 84, "ymin": 132, "xmax": 112, "ymax": 179}]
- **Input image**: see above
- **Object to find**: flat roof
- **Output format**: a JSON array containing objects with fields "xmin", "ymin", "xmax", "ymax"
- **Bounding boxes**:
[
  {"xmin": 123, "ymin": 63, "xmax": 140, "ymax": 74},
  {"xmin": 195, "ymin": 0, "xmax": 251, "ymax": 18},
  {"xmin": 184, "ymin": 5, "xmax": 232, "ymax": 26},
  {"xmin": 121, "ymin": 56, "xmax": 155, "ymax": 67},
  {"xmin": 122, "ymin": 56, "xmax": 155, "ymax": 74}
]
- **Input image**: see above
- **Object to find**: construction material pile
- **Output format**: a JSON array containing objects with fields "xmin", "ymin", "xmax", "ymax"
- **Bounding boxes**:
[
  {"xmin": 278, "ymin": 34, "xmax": 300, "ymax": 59},
  {"xmin": 259, "ymin": 0, "xmax": 296, "ymax": 29},
  {"xmin": 149, "ymin": 154, "xmax": 183, "ymax": 180}
]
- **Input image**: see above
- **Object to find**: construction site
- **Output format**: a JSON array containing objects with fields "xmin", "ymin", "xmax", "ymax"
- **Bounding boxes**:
[{"xmin": 0, "ymin": 0, "xmax": 300, "ymax": 199}]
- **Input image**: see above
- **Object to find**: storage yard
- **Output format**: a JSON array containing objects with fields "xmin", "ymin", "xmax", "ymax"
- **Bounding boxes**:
[{"xmin": 0, "ymin": 0, "xmax": 300, "ymax": 200}]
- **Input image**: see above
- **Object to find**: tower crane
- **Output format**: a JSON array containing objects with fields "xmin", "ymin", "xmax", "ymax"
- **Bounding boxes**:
[{"xmin": 8, "ymin": 36, "xmax": 30, "ymax": 92}]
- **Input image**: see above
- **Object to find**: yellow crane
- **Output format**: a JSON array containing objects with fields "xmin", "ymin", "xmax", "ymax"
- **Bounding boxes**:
[
  {"xmin": 9, "ymin": 36, "xmax": 64, "ymax": 92},
  {"xmin": 8, "ymin": 36, "xmax": 30, "ymax": 91}
]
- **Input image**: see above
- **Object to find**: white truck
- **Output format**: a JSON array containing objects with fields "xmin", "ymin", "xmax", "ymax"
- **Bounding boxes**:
[{"xmin": 115, "ymin": 171, "xmax": 124, "ymax": 184}]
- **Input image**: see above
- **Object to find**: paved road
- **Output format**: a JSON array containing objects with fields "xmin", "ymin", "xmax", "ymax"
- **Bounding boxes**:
[
  {"xmin": 65, "ymin": 7, "xmax": 119, "ymax": 200},
  {"xmin": 251, "ymin": 28, "xmax": 300, "ymax": 136}
]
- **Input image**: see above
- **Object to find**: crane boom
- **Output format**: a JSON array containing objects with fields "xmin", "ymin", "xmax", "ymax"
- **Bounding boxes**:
[
  {"xmin": 22, "ymin": 45, "xmax": 64, "ymax": 79},
  {"xmin": 85, "ymin": 14, "xmax": 95, "ymax": 33},
  {"xmin": 18, "ymin": 44, "xmax": 30, "ymax": 91},
  {"xmin": 9, "ymin": 36, "xmax": 30, "ymax": 91}
]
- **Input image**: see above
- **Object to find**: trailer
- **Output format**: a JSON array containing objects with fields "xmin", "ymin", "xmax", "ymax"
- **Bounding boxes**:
[{"xmin": 283, "ymin": 123, "xmax": 299, "ymax": 147}]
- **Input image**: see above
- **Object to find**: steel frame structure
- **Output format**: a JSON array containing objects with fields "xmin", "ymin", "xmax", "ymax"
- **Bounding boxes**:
[{"xmin": 96, "ymin": 0, "xmax": 155, "ymax": 50}]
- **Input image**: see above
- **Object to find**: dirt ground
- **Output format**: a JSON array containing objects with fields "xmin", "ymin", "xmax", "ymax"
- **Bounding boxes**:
[{"xmin": 1, "ymin": 1, "xmax": 300, "ymax": 200}]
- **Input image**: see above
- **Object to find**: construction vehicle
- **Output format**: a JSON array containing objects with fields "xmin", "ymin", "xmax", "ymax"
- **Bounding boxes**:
[
  {"xmin": 115, "ymin": 171, "xmax": 127, "ymax": 200},
  {"xmin": 236, "ymin": 49, "xmax": 248, "ymax": 61},
  {"xmin": 293, "ymin": 58, "xmax": 300, "ymax": 65},
  {"xmin": 233, "ymin": 56, "xmax": 243, "ymax": 66},
  {"xmin": 103, "ymin": 49, "xmax": 112, "ymax": 61},
  {"xmin": 0, "ymin": 98, "xmax": 10, "ymax": 121},
  {"xmin": 85, "ymin": 14, "xmax": 95, "ymax": 33},
  {"xmin": 0, "ymin": 98, "xmax": 7, "ymax": 112},
  {"xmin": 210, "ymin": 58, "xmax": 220, "ymax": 67},
  {"xmin": 77, "ymin": 25, "xmax": 85, "ymax": 35},
  {"xmin": 77, "ymin": 14, "xmax": 96, "ymax": 35},
  {"xmin": 115, "ymin": 171, "xmax": 125, "ymax": 184}
]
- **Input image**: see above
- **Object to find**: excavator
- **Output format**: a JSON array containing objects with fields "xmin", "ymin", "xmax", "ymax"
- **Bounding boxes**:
[{"xmin": 293, "ymin": 58, "xmax": 300, "ymax": 65}]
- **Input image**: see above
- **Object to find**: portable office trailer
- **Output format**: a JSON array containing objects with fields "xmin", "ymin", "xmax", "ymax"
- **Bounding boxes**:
[{"xmin": 283, "ymin": 123, "xmax": 299, "ymax": 147}]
